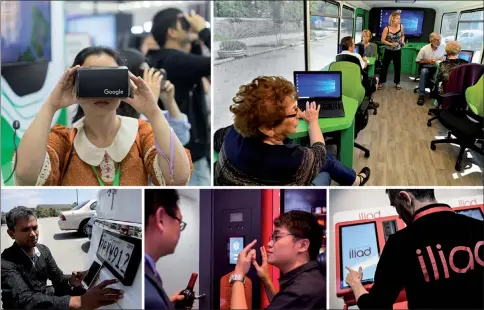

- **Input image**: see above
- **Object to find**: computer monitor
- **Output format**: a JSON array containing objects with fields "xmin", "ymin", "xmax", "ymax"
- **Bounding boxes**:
[
  {"xmin": 67, "ymin": 14, "xmax": 116, "ymax": 48},
  {"xmin": 339, "ymin": 222, "xmax": 380, "ymax": 289},
  {"xmin": 379, "ymin": 9, "xmax": 425, "ymax": 36},
  {"xmin": 456, "ymin": 208, "xmax": 483, "ymax": 221},
  {"xmin": 458, "ymin": 50, "xmax": 474, "ymax": 63},
  {"xmin": 338, "ymin": 43, "xmax": 360, "ymax": 56},
  {"xmin": 294, "ymin": 71, "xmax": 342, "ymax": 99}
]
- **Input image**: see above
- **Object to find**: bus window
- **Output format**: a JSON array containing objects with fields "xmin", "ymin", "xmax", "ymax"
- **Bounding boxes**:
[
  {"xmin": 355, "ymin": 15, "xmax": 364, "ymax": 42},
  {"xmin": 213, "ymin": 1, "xmax": 304, "ymax": 130},
  {"xmin": 340, "ymin": 6, "xmax": 354, "ymax": 40},
  {"xmin": 309, "ymin": 1, "xmax": 340, "ymax": 70},
  {"xmin": 441, "ymin": 12, "xmax": 458, "ymax": 43},
  {"xmin": 456, "ymin": 9, "xmax": 483, "ymax": 62}
]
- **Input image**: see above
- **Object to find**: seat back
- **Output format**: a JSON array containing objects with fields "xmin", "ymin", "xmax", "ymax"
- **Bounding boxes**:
[
  {"xmin": 329, "ymin": 61, "xmax": 365, "ymax": 105},
  {"xmin": 336, "ymin": 54, "xmax": 363, "ymax": 72},
  {"xmin": 370, "ymin": 42, "xmax": 378, "ymax": 58},
  {"xmin": 443, "ymin": 63, "xmax": 484, "ymax": 110},
  {"xmin": 220, "ymin": 272, "xmax": 252, "ymax": 309},
  {"xmin": 465, "ymin": 75, "xmax": 484, "ymax": 117}
]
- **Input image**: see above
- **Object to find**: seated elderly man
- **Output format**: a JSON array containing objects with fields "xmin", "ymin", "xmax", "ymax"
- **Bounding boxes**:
[
  {"xmin": 415, "ymin": 32, "xmax": 446, "ymax": 106},
  {"xmin": 436, "ymin": 41, "xmax": 469, "ymax": 93}
]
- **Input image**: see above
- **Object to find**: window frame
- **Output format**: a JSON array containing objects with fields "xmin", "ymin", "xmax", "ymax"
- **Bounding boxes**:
[
  {"xmin": 440, "ymin": 11, "xmax": 458, "ymax": 40},
  {"xmin": 355, "ymin": 14, "xmax": 365, "ymax": 41},
  {"xmin": 340, "ymin": 5, "xmax": 355, "ymax": 41}
]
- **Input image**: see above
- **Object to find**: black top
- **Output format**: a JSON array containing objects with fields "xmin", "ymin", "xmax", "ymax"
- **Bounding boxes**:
[
  {"xmin": 357, "ymin": 203, "xmax": 484, "ymax": 309},
  {"xmin": 1, "ymin": 242, "xmax": 72, "ymax": 309},
  {"xmin": 437, "ymin": 58, "xmax": 469, "ymax": 88},
  {"xmin": 266, "ymin": 260, "xmax": 326, "ymax": 310},
  {"xmin": 214, "ymin": 126, "xmax": 326, "ymax": 186},
  {"xmin": 146, "ymin": 28, "xmax": 211, "ymax": 161}
]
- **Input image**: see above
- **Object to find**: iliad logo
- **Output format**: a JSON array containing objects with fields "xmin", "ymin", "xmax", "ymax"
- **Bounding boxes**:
[
  {"xmin": 458, "ymin": 199, "xmax": 478, "ymax": 206},
  {"xmin": 349, "ymin": 246, "xmax": 372, "ymax": 258},
  {"xmin": 358, "ymin": 211, "xmax": 381, "ymax": 220},
  {"xmin": 416, "ymin": 241, "xmax": 484, "ymax": 282}
]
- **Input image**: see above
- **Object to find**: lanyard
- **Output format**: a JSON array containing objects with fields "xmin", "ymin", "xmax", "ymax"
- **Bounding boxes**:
[{"xmin": 91, "ymin": 164, "xmax": 121, "ymax": 186}]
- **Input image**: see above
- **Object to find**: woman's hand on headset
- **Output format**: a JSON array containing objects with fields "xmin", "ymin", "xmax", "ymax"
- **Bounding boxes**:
[
  {"xmin": 47, "ymin": 65, "xmax": 80, "ymax": 111},
  {"xmin": 159, "ymin": 80, "xmax": 175, "ymax": 107},
  {"xmin": 124, "ymin": 71, "xmax": 160, "ymax": 118},
  {"xmin": 143, "ymin": 67, "xmax": 162, "ymax": 100}
]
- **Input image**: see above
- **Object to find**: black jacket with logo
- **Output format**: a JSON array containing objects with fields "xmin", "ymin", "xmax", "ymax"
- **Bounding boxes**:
[{"xmin": 357, "ymin": 203, "xmax": 484, "ymax": 309}]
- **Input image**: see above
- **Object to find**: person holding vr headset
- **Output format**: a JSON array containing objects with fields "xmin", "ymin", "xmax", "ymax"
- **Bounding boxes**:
[{"xmin": 13, "ymin": 46, "xmax": 192, "ymax": 186}]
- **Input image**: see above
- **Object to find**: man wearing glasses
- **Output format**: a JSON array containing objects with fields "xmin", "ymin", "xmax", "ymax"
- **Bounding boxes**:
[
  {"xmin": 229, "ymin": 210, "xmax": 326, "ymax": 309},
  {"xmin": 144, "ymin": 189, "xmax": 187, "ymax": 310}
]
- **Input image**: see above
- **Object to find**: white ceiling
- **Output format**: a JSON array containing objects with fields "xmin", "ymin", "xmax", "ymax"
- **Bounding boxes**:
[{"xmin": 347, "ymin": 0, "xmax": 481, "ymax": 10}]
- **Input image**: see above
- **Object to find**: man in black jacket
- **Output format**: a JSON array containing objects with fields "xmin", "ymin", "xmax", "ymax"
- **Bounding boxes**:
[
  {"xmin": 1, "ymin": 206, "xmax": 123, "ymax": 309},
  {"xmin": 148, "ymin": 8, "xmax": 211, "ymax": 185},
  {"xmin": 345, "ymin": 189, "xmax": 484, "ymax": 309}
]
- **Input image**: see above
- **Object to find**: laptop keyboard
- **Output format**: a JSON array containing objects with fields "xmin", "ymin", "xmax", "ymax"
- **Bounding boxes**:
[{"xmin": 320, "ymin": 101, "xmax": 343, "ymax": 110}]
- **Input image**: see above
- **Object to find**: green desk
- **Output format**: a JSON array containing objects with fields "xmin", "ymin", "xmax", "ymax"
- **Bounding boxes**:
[
  {"xmin": 289, "ymin": 95, "xmax": 358, "ymax": 168},
  {"xmin": 366, "ymin": 57, "xmax": 376, "ymax": 77}
]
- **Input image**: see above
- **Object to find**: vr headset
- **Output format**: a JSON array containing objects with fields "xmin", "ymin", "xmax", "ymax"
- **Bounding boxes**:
[
  {"xmin": 75, "ymin": 66, "xmax": 132, "ymax": 99},
  {"xmin": 178, "ymin": 13, "xmax": 190, "ymax": 31}
]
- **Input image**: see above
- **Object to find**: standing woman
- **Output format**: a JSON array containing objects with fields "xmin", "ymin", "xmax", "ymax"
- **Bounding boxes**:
[{"xmin": 378, "ymin": 11, "xmax": 405, "ymax": 90}]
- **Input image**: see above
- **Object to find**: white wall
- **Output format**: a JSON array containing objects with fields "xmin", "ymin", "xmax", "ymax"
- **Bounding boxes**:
[
  {"xmin": 157, "ymin": 189, "xmax": 200, "ymax": 308},
  {"xmin": 328, "ymin": 188, "xmax": 483, "ymax": 309}
]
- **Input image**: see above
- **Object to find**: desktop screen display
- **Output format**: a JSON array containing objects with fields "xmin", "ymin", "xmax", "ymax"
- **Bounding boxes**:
[
  {"xmin": 379, "ymin": 10, "xmax": 425, "ymax": 36},
  {"xmin": 67, "ymin": 15, "xmax": 116, "ymax": 48},
  {"xmin": 456, "ymin": 209, "xmax": 483, "ymax": 221},
  {"xmin": 340, "ymin": 223, "xmax": 380, "ymax": 289},
  {"xmin": 1, "ymin": 1, "xmax": 51, "ymax": 64},
  {"xmin": 458, "ymin": 50, "xmax": 474, "ymax": 63},
  {"xmin": 295, "ymin": 73, "xmax": 341, "ymax": 99}
]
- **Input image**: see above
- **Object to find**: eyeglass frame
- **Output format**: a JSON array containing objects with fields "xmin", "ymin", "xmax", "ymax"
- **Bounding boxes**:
[
  {"xmin": 269, "ymin": 231, "xmax": 301, "ymax": 243},
  {"xmin": 166, "ymin": 212, "xmax": 187, "ymax": 231}
]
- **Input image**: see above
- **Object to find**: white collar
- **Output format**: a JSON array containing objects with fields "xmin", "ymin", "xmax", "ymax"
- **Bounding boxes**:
[{"xmin": 72, "ymin": 116, "xmax": 138, "ymax": 166}]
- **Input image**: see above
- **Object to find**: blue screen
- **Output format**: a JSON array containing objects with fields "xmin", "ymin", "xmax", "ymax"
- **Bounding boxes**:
[
  {"xmin": 229, "ymin": 237, "xmax": 244, "ymax": 265},
  {"xmin": 1, "ymin": 1, "xmax": 51, "ymax": 64},
  {"xmin": 379, "ymin": 10, "xmax": 424, "ymax": 36},
  {"xmin": 458, "ymin": 51, "xmax": 474, "ymax": 62},
  {"xmin": 456, "ymin": 209, "xmax": 483, "ymax": 221},
  {"xmin": 295, "ymin": 73, "xmax": 341, "ymax": 99},
  {"xmin": 338, "ymin": 44, "xmax": 359, "ymax": 55},
  {"xmin": 67, "ymin": 15, "xmax": 116, "ymax": 48},
  {"xmin": 340, "ymin": 223, "xmax": 379, "ymax": 289}
]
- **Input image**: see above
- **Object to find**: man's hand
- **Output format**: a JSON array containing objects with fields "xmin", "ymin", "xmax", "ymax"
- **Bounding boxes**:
[
  {"xmin": 70, "ymin": 279, "xmax": 123, "ymax": 309},
  {"xmin": 70, "ymin": 271, "xmax": 87, "ymax": 287},
  {"xmin": 234, "ymin": 239, "xmax": 257, "ymax": 276},
  {"xmin": 345, "ymin": 266, "xmax": 363, "ymax": 288},
  {"xmin": 252, "ymin": 246, "xmax": 270, "ymax": 282},
  {"xmin": 184, "ymin": 10, "xmax": 206, "ymax": 33},
  {"xmin": 169, "ymin": 290, "xmax": 185, "ymax": 303}
]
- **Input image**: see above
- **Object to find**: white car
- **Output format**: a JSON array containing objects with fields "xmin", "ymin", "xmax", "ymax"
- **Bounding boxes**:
[
  {"xmin": 86, "ymin": 189, "xmax": 142, "ymax": 309},
  {"xmin": 58, "ymin": 199, "xmax": 97, "ymax": 236}
]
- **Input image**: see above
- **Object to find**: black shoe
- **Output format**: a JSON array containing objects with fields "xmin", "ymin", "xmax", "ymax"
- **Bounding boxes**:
[
  {"xmin": 369, "ymin": 101, "xmax": 380, "ymax": 109},
  {"xmin": 417, "ymin": 95, "xmax": 425, "ymax": 106},
  {"xmin": 358, "ymin": 167, "xmax": 371, "ymax": 186}
]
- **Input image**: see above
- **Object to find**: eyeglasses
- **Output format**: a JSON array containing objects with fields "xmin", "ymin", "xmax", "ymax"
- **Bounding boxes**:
[
  {"xmin": 166, "ymin": 213, "xmax": 187, "ymax": 231},
  {"xmin": 269, "ymin": 232, "xmax": 297, "ymax": 243},
  {"xmin": 285, "ymin": 106, "xmax": 301, "ymax": 119}
]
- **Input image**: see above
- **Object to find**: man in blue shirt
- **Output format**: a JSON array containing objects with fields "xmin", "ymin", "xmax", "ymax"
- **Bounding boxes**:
[{"xmin": 144, "ymin": 189, "xmax": 187, "ymax": 310}]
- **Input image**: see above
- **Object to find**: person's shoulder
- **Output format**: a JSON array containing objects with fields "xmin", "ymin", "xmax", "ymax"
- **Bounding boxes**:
[{"xmin": 36, "ymin": 243, "xmax": 51, "ymax": 255}]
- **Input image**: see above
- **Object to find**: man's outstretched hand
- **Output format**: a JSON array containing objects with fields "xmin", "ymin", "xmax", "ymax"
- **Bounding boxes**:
[{"xmin": 70, "ymin": 271, "xmax": 88, "ymax": 287}]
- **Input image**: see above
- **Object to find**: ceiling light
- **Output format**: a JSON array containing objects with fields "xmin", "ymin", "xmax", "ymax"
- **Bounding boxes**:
[
  {"xmin": 144, "ymin": 21, "xmax": 152, "ymax": 32},
  {"xmin": 131, "ymin": 26, "xmax": 144, "ymax": 34},
  {"xmin": 395, "ymin": 0, "xmax": 416, "ymax": 3}
]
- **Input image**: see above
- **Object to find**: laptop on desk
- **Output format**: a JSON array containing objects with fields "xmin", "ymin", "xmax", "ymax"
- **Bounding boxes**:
[{"xmin": 293, "ymin": 71, "xmax": 345, "ymax": 118}]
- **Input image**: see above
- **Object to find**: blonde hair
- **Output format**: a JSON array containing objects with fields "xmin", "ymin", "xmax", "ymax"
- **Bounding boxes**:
[
  {"xmin": 389, "ymin": 11, "xmax": 400, "ymax": 26},
  {"xmin": 361, "ymin": 29, "xmax": 372, "ymax": 42},
  {"xmin": 445, "ymin": 41, "xmax": 462, "ymax": 56}
]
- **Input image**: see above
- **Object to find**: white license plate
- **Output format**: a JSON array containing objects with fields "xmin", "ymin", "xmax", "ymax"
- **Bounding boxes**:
[{"xmin": 97, "ymin": 231, "xmax": 134, "ymax": 277}]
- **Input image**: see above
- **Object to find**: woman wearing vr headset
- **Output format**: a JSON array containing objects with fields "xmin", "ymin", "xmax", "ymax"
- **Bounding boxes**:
[
  {"xmin": 13, "ymin": 46, "xmax": 192, "ymax": 186},
  {"xmin": 118, "ymin": 48, "xmax": 191, "ymax": 146}
]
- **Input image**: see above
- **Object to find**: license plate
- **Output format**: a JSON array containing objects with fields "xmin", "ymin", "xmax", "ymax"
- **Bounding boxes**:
[{"xmin": 97, "ymin": 231, "xmax": 135, "ymax": 278}]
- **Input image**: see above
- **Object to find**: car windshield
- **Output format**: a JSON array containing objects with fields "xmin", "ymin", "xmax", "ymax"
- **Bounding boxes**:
[{"xmin": 72, "ymin": 201, "xmax": 89, "ymax": 211}]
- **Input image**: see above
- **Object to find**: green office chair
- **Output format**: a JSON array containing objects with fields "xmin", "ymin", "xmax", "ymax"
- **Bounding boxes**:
[
  {"xmin": 466, "ymin": 74, "xmax": 484, "ymax": 117},
  {"xmin": 329, "ymin": 61, "xmax": 370, "ymax": 157}
]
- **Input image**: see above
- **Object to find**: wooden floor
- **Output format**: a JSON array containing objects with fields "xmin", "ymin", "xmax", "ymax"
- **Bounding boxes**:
[{"xmin": 352, "ymin": 74, "xmax": 483, "ymax": 186}]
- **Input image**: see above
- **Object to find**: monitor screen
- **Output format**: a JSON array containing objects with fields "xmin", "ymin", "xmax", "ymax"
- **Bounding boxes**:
[
  {"xmin": 340, "ymin": 223, "xmax": 380, "ymax": 289},
  {"xmin": 456, "ymin": 209, "xmax": 483, "ymax": 221},
  {"xmin": 67, "ymin": 15, "xmax": 116, "ymax": 48},
  {"xmin": 379, "ymin": 10, "xmax": 425, "ymax": 36},
  {"xmin": 338, "ymin": 44, "xmax": 360, "ymax": 56},
  {"xmin": 1, "ymin": 1, "xmax": 51, "ymax": 64},
  {"xmin": 295, "ymin": 72, "xmax": 342, "ymax": 99},
  {"xmin": 229, "ymin": 237, "xmax": 244, "ymax": 265},
  {"xmin": 458, "ymin": 50, "xmax": 474, "ymax": 63}
]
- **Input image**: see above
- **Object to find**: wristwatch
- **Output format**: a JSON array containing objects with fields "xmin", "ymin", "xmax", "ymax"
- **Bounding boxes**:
[{"xmin": 229, "ymin": 273, "xmax": 245, "ymax": 285}]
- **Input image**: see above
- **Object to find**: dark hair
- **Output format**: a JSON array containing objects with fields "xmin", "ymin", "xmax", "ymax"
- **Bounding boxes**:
[
  {"xmin": 274, "ymin": 210, "xmax": 323, "ymax": 260},
  {"xmin": 385, "ymin": 189, "xmax": 436, "ymax": 202},
  {"xmin": 6, "ymin": 206, "xmax": 36, "ymax": 231},
  {"xmin": 71, "ymin": 46, "xmax": 140, "ymax": 123},
  {"xmin": 151, "ymin": 8, "xmax": 183, "ymax": 47},
  {"xmin": 340, "ymin": 36, "xmax": 353, "ymax": 51},
  {"xmin": 145, "ymin": 189, "xmax": 180, "ymax": 226},
  {"xmin": 127, "ymin": 33, "xmax": 148, "ymax": 51},
  {"xmin": 119, "ymin": 48, "xmax": 146, "ymax": 76}
]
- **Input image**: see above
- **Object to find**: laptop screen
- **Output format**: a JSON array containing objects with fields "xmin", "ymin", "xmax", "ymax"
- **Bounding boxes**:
[
  {"xmin": 338, "ymin": 44, "xmax": 360, "ymax": 56},
  {"xmin": 458, "ymin": 50, "xmax": 474, "ymax": 62},
  {"xmin": 294, "ymin": 72, "xmax": 342, "ymax": 99}
]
